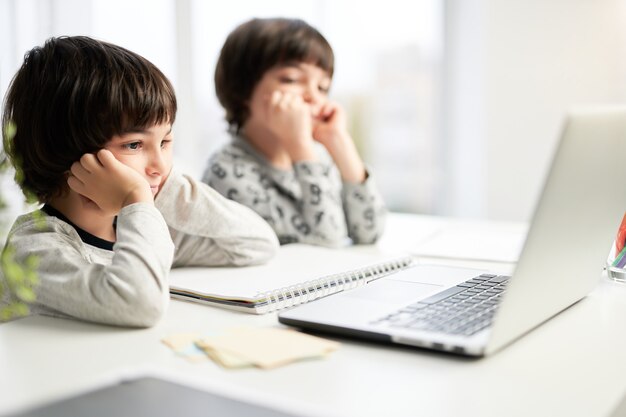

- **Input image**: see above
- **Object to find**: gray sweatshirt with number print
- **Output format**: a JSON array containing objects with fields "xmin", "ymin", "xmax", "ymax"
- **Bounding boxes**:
[{"xmin": 203, "ymin": 135, "xmax": 386, "ymax": 247}]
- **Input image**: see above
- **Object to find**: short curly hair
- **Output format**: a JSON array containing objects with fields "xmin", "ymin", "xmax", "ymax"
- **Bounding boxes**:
[
  {"xmin": 214, "ymin": 17, "xmax": 334, "ymax": 132},
  {"xmin": 2, "ymin": 36, "xmax": 177, "ymax": 202}
]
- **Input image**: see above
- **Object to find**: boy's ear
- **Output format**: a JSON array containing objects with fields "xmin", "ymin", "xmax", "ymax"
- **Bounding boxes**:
[{"xmin": 55, "ymin": 180, "xmax": 72, "ymax": 199}]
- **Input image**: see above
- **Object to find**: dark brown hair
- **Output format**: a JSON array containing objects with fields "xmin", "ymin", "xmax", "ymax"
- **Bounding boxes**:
[
  {"xmin": 214, "ymin": 17, "xmax": 334, "ymax": 131},
  {"xmin": 1, "ymin": 36, "xmax": 177, "ymax": 202}
]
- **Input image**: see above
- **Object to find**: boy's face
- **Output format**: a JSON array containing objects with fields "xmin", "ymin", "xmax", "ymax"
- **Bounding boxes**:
[
  {"xmin": 104, "ymin": 123, "xmax": 173, "ymax": 196},
  {"xmin": 247, "ymin": 62, "xmax": 332, "ymax": 125}
]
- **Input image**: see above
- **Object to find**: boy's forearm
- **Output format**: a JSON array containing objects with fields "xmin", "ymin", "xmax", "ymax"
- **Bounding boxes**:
[
  {"xmin": 319, "ymin": 132, "xmax": 366, "ymax": 183},
  {"xmin": 6, "ymin": 204, "xmax": 174, "ymax": 327},
  {"xmin": 155, "ymin": 170, "xmax": 279, "ymax": 266},
  {"xmin": 341, "ymin": 173, "xmax": 387, "ymax": 244}
]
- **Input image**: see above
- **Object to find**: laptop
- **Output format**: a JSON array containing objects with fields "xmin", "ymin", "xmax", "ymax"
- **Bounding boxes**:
[{"xmin": 279, "ymin": 107, "xmax": 626, "ymax": 357}]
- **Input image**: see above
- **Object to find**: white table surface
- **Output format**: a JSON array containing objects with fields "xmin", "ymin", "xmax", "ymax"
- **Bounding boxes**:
[{"xmin": 1, "ymin": 213, "xmax": 626, "ymax": 417}]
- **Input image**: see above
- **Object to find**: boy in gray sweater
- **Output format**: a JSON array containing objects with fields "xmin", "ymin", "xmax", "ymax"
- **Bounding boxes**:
[
  {"xmin": 0, "ymin": 36, "xmax": 278, "ymax": 327},
  {"xmin": 204, "ymin": 18, "xmax": 386, "ymax": 247}
]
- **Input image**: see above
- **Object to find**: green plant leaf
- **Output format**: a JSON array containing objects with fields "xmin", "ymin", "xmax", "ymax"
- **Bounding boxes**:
[
  {"xmin": 15, "ymin": 286, "xmax": 36, "ymax": 302},
  {"xmin": 1, "ymin": 120, "xmax": 37, "ymax": 320}
]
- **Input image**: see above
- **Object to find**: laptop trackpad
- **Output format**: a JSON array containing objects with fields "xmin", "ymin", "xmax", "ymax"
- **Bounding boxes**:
[{"xmin": 342, "ymin": 278, "xmax": 444, "ymax": 306}]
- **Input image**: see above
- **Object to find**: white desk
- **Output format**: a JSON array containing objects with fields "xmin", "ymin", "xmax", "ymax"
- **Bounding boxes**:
[{"xmin": 1, "ymin": 213, "xmax": 626, "ymax": 417}]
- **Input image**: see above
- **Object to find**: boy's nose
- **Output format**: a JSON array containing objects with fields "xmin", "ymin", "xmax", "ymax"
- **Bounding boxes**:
[
  {"xmin": 302, "ymin": 85, "xmax": 322, "ymax": 105},
  {"xmin": 147, "ymin": 151, "xmax": 167, "ymax": 175}
]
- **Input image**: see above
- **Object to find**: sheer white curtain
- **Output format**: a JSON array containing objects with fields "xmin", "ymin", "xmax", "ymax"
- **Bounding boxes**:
[{"xmin": 0, "ymin": 0, "xmax": 87, "ymax": 228}]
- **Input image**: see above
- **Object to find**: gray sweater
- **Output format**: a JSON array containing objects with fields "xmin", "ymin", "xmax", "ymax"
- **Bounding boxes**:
[
  {"xmin": 203, "ymin": 135, "xmax": 386, "ymax": 247},
  {"xmin": 0, "ymin": 170, "xmax": 279, "ymax": 327},
  {"xmin": 156, "ymin": 169, "xmax": 279, "ymax": 267}
]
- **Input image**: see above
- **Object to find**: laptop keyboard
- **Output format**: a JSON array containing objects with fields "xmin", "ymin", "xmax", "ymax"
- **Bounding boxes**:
[{"xmin": 372, "ymin": 274, "xmax": 510, "ymax": 336}]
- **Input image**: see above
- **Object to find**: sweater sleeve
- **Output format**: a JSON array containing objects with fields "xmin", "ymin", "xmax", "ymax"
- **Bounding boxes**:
[
  {"xmin": 341, "ymin": 169, "xmax": 387, "ymax": 244},
  {"xmin": 289, "ymin": 161, "xmax": 351, "ymax": 247},
  {"xmin": 154, "ymin": 169, "xmax": 279, "ymax": 267},
  {"xmin": 2, "ymin": 204, "xmax": 174, "ymax": 327}
]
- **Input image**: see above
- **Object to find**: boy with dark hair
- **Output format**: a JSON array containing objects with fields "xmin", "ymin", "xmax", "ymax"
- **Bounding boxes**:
[
  {"xmin": 1, "ymin": 36, "xmax": 278, "ymax": 327},
  {"xmin": 204, "ymin": 18, "xmax": 386, "ymax": 247}
]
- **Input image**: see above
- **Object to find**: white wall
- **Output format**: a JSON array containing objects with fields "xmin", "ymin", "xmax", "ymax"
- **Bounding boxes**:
[{"xmin": 444, "ymin": 0, "xmax": 626, "ymax": 221}]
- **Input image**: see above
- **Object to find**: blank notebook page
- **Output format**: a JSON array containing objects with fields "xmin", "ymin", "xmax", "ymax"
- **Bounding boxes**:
[{"xmin": 169, "ymin": 243, "xmax": 408, "ymax": 301}]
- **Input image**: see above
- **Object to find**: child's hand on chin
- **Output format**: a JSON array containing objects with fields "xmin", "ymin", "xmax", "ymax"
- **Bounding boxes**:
[
  {"xmin": 266, "ymin": 91, "xmax": 313, "ymax": 143},
  {"xmin": 67, "ymin": 149, "xmax": 153, "ymax": 217}
]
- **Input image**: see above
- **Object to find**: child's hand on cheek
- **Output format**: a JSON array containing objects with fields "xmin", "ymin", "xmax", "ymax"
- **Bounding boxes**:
[
  {"xmin": 312, "ymin": 101, "xmax": 366, "ymax": 183},
  {"xmin": 67, "ymin": 149, "xmax": 153, "ymax": 216},
  {"xmin": 312, "ymin": 101, "xmax": 350, "ymax": 148},
  {"xmin": 265, "ymin": 91, "xmax": 317, "ymax": 161}
]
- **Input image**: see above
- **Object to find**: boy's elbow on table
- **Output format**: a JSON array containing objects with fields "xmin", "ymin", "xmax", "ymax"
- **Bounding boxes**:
[
  {"xmin": 111, "ymin": 283, "xmax": 170, "ymax": 328},
  {"xmin": 227, "ymin": 234, "xmax": 280, "ymax": 266}
]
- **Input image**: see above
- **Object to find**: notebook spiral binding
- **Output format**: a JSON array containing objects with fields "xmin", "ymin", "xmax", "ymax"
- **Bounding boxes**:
[{"xmin": 257, "ymin": 256, "xmax": 415, "ymax": 314}]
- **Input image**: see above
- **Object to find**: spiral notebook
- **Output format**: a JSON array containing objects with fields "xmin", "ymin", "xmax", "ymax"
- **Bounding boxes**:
[{"xmin": 169, "ymin": 244, "xmax": 414, "ymax": 314}]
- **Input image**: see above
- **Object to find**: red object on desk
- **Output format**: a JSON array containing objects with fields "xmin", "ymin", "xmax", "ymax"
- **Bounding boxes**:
[{"xmin": 616, "ymin": 213, "xmax": 626, "ymax": 254}]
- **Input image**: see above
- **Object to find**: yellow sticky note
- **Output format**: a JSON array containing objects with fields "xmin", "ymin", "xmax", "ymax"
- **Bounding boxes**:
[
  {"xmin": 162, "ymin": 333, "xmax": 200, "ymax": 351},
  {"xmin": 161, "ymin": 333, "xmax": 208, "ymax": 363},
  {"xmin": 195, "ymin": 340, "xmax": 253, "ymax": 369},
  {"xmin": 199, "ymin": 327, "xmax": 340, "ymax": 369}
]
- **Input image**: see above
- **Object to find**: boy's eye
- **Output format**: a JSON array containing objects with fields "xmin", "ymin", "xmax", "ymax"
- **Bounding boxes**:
[
  {"xmin": 279, "ymin": 76, "xmax": 297, "ymax": 84},
  {"xmin": 319, "ymin": 85, "xmax": 330, "ymax": 94},
  {"xmin": 123, "ymin": 141, "xmax": 141, "ymax": 150},
  {"xmin": 161, "ymin": 139, "xmax": 172, "ymax": 148}
]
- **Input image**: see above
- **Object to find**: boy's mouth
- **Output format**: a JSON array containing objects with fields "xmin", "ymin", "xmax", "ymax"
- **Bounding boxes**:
[{"xmin": 150, "ymin": 185, "xmax": 159, "ymax": 195}]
